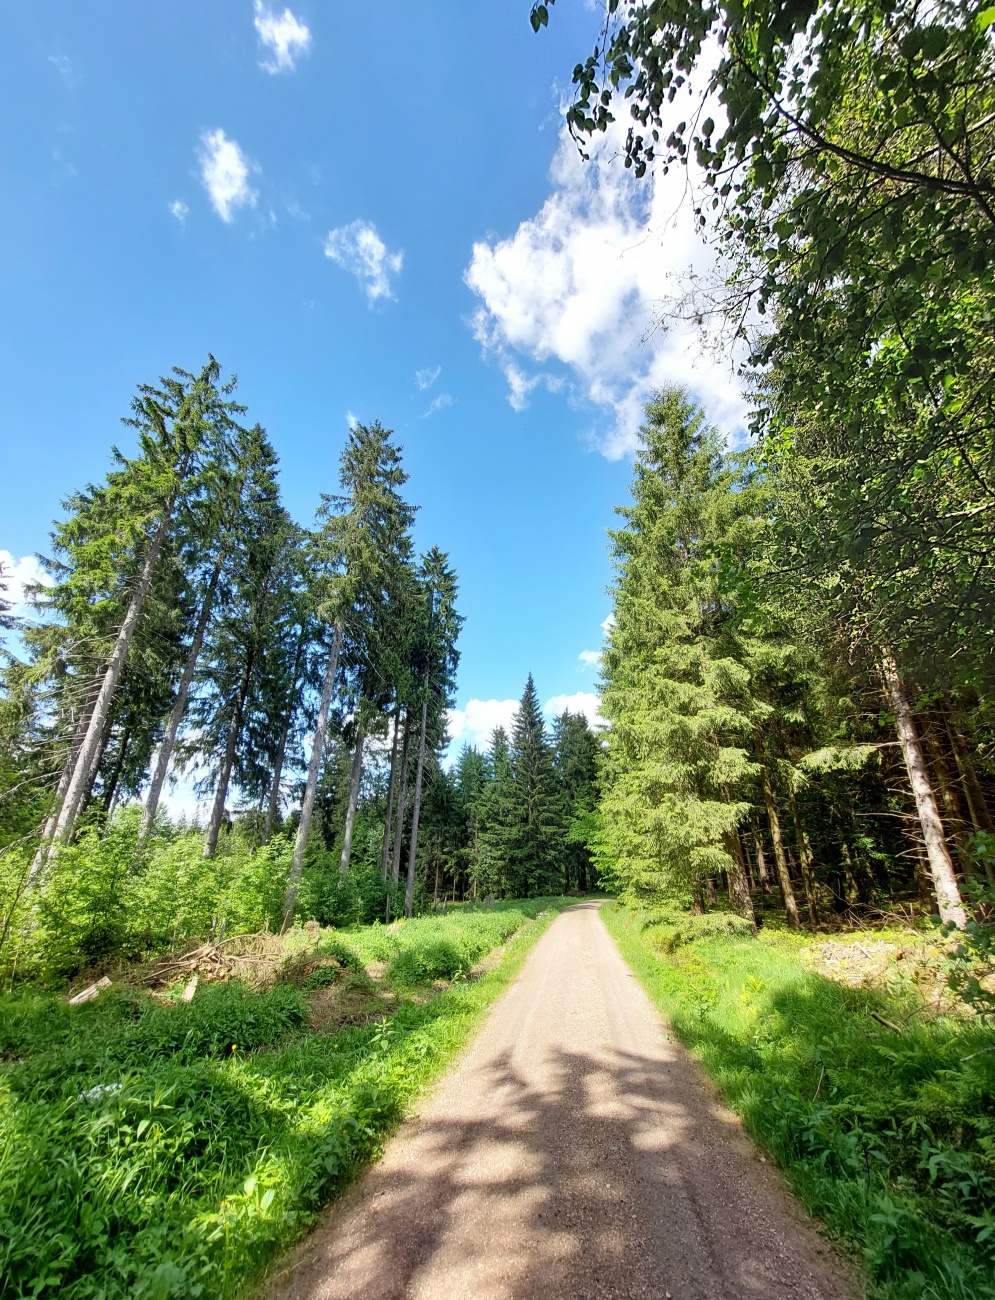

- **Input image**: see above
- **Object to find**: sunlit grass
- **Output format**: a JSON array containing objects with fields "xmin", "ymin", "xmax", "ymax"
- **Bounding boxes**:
[
  {"xmin": 0, "ymin": 898, "xmax": 572, "ymax": 1299},
  {"xmin": 603, "ymin": 903, "xmax": 995, "ymax": 1300}
]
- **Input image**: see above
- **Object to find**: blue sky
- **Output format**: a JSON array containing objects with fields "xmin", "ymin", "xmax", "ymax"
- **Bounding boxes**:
[{"xmin": 1, "ymin": 1, "xmax": 743, "ymax": 756}]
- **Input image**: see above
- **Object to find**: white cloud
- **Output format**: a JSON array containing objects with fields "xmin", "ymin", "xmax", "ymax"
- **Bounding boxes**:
[
  {"xmin": 447, "ymin": 698, "xmax": 518, "ymax": 751},
  {"xmin": 324, "ymin": 221, "xmax": 403, "ymax": 301},
  {"xmin": 0, "ymin": 551, "xmax": 53, "ymax": 621},
  {"xmin": 601, "ymin": 612, "xmax": 616, "ymax": 633},
  {"xmin": 578, "ymin": 649, "xmax": 601, "ymax": 668},
  {"xmin": 169, "ymin": 200, "xmax": 189, "ymax": 224},
  {"xmin": 423, "ymin": 393, "xmax": 454, "ymax": 418},
  {"xmin": 543, "ymin": 691, "xmax": 605, "ymax": 729},
  {"xmin": 345, "ymin": 410, "xmax": 359, "ymax": 429},
  {"xmin": 465, "ymin": 115, "xmax": 747, "ymax": 457},
  {"xmin": 198, "ymin": 129, "xmax": 258, "ymax": 222},
  {"xmin": 254, "ymin": 2, "xmax": 311, "ymax": 73},
  {"xmin": 415, "ymin": 365, "xmax": 441, "ymax": 391}
]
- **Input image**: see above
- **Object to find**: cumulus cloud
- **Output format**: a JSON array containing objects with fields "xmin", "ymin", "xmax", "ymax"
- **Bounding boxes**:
[
  {"xmin": 448, "ymin": 688, "xmax": 606, "ymax": 752},
  {"xmin": 415, "ymin": 365, "xmax": 441, "ymax": 391},
  {"xmin": 198, "ymin": 129, "xmax": 258, "ymax": 222},
  {"xmin": 169, "ymin": 200, "xmax": 189, "ymax": 224},
  {"xmin": 345, "ymin": 410, "xmax": 359, "ymax": 429},
  {"xmin": 543, "ymin": 691, "xmax": 605, "ymax": 729},
  {"xmin": 0, "ymin": 551, "xmax": 53, "ymax": 621},
  {"xmin": 324, "ymin": 220, "xmax": 403, "ymax": 301},
  {"xmin": 254, "ymin": 2, "xmax": 311, "ymax": 73},
  {"xmin": 578, "ymin": 649, "xmax": 601, "ymax": 668},
  {"xmin": 448, "ymin": 698, "xmax": 519, "ymax": 751},
  {"xmin": 601, "ymin": 612, "xmax": 616, "ymax": 633},
  {"xmin": 465, "ymin": 116, "xmax": 746, "ymax": 457}
]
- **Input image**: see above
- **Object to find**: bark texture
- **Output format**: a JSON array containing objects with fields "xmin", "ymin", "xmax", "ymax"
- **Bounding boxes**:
[{"xmin": 880, "ymin": 654, "xmax": 966, "ymax": 928}]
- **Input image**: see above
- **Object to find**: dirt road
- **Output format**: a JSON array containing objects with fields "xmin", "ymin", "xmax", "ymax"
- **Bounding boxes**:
[{"xmin": 264, "ymin": 902, "xmax": 855, "ymax": 1300}]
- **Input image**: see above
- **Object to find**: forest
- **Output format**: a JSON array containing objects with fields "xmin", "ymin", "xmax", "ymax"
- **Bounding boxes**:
[
  {"xmin": 2, "ymin": 0, "xmax": 995, "ymax": 1296},
  {"xmin": 0, "ymin": 370, "xmax": 600, "ymax": 981}
]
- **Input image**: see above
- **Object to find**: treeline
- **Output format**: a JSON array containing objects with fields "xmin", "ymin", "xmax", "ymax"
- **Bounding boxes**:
[
  {"xmin": 0, "ymin": 360, "xmax": 471, "ymax": 975},
  {"xmin": 597, "ymin": 388, "xmax": 994, "ymax": 930},
  {"xmin": 542, "ymin": 0, "xmax": 995, "ymax": 931}
]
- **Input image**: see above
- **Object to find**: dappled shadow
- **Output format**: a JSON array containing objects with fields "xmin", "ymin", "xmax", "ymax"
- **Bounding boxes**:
[{"xmin": 265, "ymin": 903, "xmax": 852, "ymax": 1300}]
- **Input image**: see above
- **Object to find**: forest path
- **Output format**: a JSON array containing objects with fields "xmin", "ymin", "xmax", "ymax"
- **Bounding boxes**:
[{"xmin": 262, "ymin": 902, "xmax": 855, "ymax": 1300}]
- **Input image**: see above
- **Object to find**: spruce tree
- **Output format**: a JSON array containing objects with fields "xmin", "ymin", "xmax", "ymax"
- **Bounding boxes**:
[{"xmin": 502, "ymin": 674, "xmax": 565, "ymax": 898}]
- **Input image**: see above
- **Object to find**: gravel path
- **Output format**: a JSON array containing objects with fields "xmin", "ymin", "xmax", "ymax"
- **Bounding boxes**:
[{"xmin": 263, "ymin": 902, "xmax": 856, "ymax": 1300}]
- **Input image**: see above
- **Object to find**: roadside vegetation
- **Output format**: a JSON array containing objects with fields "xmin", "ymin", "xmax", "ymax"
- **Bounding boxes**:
[
  {"xmin": 0, "ymin": 898, "xmax": 572, "ymax": 1299},
  {"xmin": 604, "ymin": 903, "xmax": 995, "ymax": 1300}
]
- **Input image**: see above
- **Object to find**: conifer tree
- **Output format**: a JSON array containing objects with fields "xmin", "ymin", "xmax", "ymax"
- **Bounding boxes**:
[
  {"xmin": 599, "ymin": 390, "xmax": 756, "ymax": 917},
  {"xmin": 502, "ymin": 675, "xmax": 566, "ymax": 898}
]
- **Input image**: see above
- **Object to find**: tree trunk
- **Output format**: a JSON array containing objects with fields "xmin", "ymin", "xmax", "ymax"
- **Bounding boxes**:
[
  {"xmin": 338, "ymin": 722, "xmax": 366, "ymax": 881},
  {"xmin": 281, "ymin": 624, "xmax": 342, "ymax": 928},
  {"xmin": 31, "ymin": 691, "xmax": 98, "ymax": 875},
  {"xmin": 927, "ymin": 729, "xmax": 975, "ymax": 874},
  {"xmin": 751, "ymin": 820, "xmax": 771, "ymax": 892},
  {"xmin": 880, "ymin": 653, "xmax": 966, "ymax": 928},
  {"xmin": 101, "ymin": 728, "xmax": 131, "ymax": 814},
  {"xmin": 140, "ymin": 548, "xmax": 224, "ymax": 841},
  {"xmin": 391, "ymin": 711, "xmax": 413, "ymax": 888},
  {"xmin": 942, "ymin": 702, "xmax": 994, "ymax": 834},
  {"xmin": 404, "ymin": 690, "xmax": 430, "ymax": 918},
  {"xmin": 381, "ymin": 702, "xmax": 402, "ymax": 879},
  {"xmin": 691, "ymin": 876, "xmax": 705, "ymax": 915},
  {"xmin": 913, "ymin": 843, "xmax": 935, "ymax": 908},
  {"xmin": 262, "ymin": 624, "xmax": 307, "ymax": 845},
  {"xmin": 759, "ymin": 764, "xmax": 801, "ymax": 929},
  {"xmin": 706, "ymin": 876, "xmax": 716, "ymax": 908},
  {"xmin": 718, "ymin": 788, "xmax": 755, "ymax": 925},
  {"xmin": 203, "ymin": 643, "xmax": 254, "ymax": 859},
  {"xmin": 36, "ymin": 497, "xmax": 177, "ymax": 871},
  {"xmin": 788, "ymin": 791, "xmax": 820, "ymax": 925}
]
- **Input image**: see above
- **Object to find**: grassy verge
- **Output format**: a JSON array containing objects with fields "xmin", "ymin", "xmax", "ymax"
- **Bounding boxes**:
[
  {"xmin": 0, "ymin": 898, "xmax": 574, "ymax": 1299},
  {"xmin": 601, "ymin": 903, "xmax": 995, "ymax": 1300}
]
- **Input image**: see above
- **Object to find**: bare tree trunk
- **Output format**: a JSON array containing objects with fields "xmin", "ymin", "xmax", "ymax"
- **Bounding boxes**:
[
  {"xmin": 404, "ymin": 690, "xmax": 430, "ymax": 918},
  {"xmin": 760, "ymin": 763, "xmax": 801, "ymax": 928},
  {"xmin": 788, "ymin": 791, "xmax": 820, "ymax": 925},
  {"xmin": 706, "ymin": 876, "xmax": 716, "ymax": 908},
  {"xmin": 338, "ymin": 722, "xmax": 366, "ymax": 882},
  {"xmin": 928, "ymin": 729, "xmax": 975, "ymax": 874},
  {"xmin": 101, "ymin": 728, "xmax": 131, "ymax": 814},
  {"xmin": 391, "ymin": 712, "xmax": 412, "ymax": 888},
  {"xmin": 262, "ymin": 624, "xmax": 307, "ymax": 845},
  {"xmin": 751, "ymin": 819, "xmax": 771, "ymax": 892},
  {"xmin": 34, "ymin": 499, "xmax": 176, "ymax": 874},
  {"xmin": 942, "ymin": 702, "xmax": 994, "ymax": 835},
  {"xmin": 140, "ymin": 549, "xmax": 224, "ymax": 841},
  {"xmin": 281, "ymin": 625, "xmax": 341, "ymax": 928},
  {"xmin": 203, "ymin": 644, "xmax": 254, "ymax": 859},
  {"xmin": 880, "ymin": 653, "xmax": 966, "ymax": 927},
  {"xmin": 913, "ymin": 843, "xmax": 935, "ymax": 908},
  {"xmin": 380, "ymin": 702, "xmax": 402, "ymax": 879}
]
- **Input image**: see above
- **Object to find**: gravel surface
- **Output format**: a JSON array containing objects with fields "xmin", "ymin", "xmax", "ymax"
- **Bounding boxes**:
[{"xmin": 262, "ymin": 902, "xmax": 857, "ymax": 1300}]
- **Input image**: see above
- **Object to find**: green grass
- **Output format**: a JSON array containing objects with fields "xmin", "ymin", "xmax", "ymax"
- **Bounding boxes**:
[
  {"xmin": 602, "ymin": 903, "xmax": 995, "ymax": 1300},
  {"xmin": 0, "ymin": 897, "xmax": 573, "ymax": 1299}
]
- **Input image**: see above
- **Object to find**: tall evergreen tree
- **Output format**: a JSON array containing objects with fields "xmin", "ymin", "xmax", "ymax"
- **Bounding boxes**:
[{"xmin": 502, "ymin": 675, "xmax": 565, "ymax": 898}]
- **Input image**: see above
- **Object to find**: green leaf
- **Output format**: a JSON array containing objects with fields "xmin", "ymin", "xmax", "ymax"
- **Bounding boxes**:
[{"xmin": 976, "ymin": 5, "xmax": 995, "ymax": 30}]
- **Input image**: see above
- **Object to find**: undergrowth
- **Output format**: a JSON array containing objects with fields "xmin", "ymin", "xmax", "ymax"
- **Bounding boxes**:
[
  {"xmin": 602, "ymin": 903, "xmax": 995, "ymax": 1300},
  {"xmin": 0, "ymin": 897, "xmax": 571, "ymax": 1299}
]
